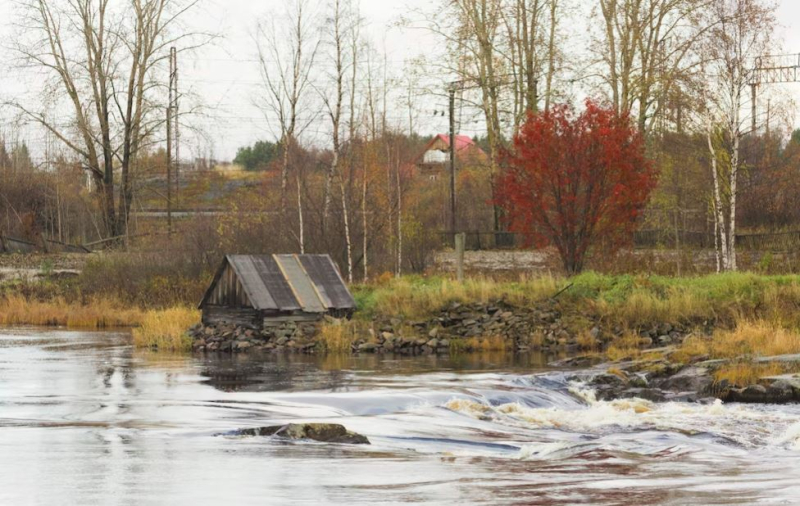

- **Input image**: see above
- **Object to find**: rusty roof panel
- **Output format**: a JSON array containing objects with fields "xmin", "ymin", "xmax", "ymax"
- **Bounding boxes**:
[
  {"xmin": 275, "ymin": 255, "xmax": 326, "ymax": 313},
  {"xmin": 299, "ymin": 255, "xmax": 356, "ymax": 309}
]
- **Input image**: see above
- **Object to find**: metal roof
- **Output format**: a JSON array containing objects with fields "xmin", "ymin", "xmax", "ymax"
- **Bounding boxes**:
[{"xmin": 200, "ymin": 254, "xmax": 356, "ymax": 313}]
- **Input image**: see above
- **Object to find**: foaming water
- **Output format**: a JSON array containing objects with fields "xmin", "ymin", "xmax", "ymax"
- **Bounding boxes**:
[{"xmin": 2, "ymin": 328, "xmax": 800, "ymax": 505}]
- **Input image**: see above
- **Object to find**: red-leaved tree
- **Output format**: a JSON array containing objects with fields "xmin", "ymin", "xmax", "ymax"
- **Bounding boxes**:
[{"xmin": 498, "ymin": 101, "xmax": 656, "ymax": 274}]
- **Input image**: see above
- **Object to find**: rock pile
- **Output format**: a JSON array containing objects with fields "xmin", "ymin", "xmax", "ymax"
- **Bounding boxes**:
[
  {"xmin": 588, "ymin": 360, "xmax": 800, "ymax": 405},
  {"xmin": 190, "ymin": 321, "xmax": 320, "ymax": 353}
]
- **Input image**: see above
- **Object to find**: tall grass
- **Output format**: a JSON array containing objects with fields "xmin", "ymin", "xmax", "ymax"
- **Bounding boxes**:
[
  {"xmin": 353, "ymin": 275, "xmax": 561, "ymax": 320},
  {"xmin": 317, "ymin": 320, "xmax": 361, "ymax": 353},
  {"xmin": 132, "ymin": 307, "xmax": 199, "ymax": 352},
  {"xmin": 675, "ymin": 321, "xmax": 800, "ymax": 362},
  {"xmin": 0, "ymin": 294, "xmax": 145, "ymax": 328},
  {"xmin": 713, "ymin": 362, "xmax": 788, "ymax": 388},
  {"xmin": 671, "ymin": 320, "xmax": 800, "ymax": 387}
]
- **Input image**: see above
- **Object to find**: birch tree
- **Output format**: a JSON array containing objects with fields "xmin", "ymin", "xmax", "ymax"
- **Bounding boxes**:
[
  {"xmin": 255, "ymin": 0, "xmax": 319, "ymax": 250},
  {"xmin": 319, "ymin": 0, "xmax": 354, "ymax": 231},
  {"xmin": 701, "ymin": 0, "xmax": 775, "ymax": 271}
]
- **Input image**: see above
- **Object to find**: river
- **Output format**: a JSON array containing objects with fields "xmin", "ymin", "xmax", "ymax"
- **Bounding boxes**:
[{"xmin": 1, "ymin": 328, "xmax": 800, "ymax": 505}]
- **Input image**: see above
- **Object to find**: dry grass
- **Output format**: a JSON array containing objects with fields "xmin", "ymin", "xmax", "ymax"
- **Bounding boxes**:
[
  {"xmin": 576, "ymin": 329, "xmax": 599, "ymax": 350},
  {"xmin": 607, "ymin": 367, "xmax": 628, "ymax": 380},
  {"xmin": 676, "ymin": 321, "xmax": 800, "ymax": 362},
  {"xmin": 132, "ymin": 307, "xmax": 199, "ymax": 352},
  {"xmin": 0, "ymin": 294, "xmax": 145, "ymax": 328},
  {"xmin": 671, "ymin": 320, "xmax": 800, "ymax": 387},
  {"xmin": 713, "ymin": 362, "xmax": 788, "ymax": 388},
  {"xmin": 605, "ymin": 333, "xmax": 644, "ymax": 361},
  {"xmin": 317, "ymin": 320, "xmax": 362, "ymax": 353}
]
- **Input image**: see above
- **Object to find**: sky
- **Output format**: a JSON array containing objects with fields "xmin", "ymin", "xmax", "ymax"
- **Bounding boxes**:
[{"xmin": 1, "ymin": 0, "xmax": 800, "ymax": 162}]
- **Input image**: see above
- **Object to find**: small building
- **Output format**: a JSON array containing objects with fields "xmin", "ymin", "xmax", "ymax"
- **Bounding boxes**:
[
  {"xmin": 414, "ymin": 134, "xmax": 489, "ymax": 180},
  {"xmin": 199, "ymin": 254, "xmax": 356, "ymax": 328}
]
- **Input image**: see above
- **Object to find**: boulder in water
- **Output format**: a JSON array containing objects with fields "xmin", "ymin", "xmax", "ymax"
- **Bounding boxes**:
[
  {"xmin": 654, "ymin": 366, "xmax": 713, "ymax": 394},
  {"xmin": 229, "ymin": 423, "xmax": 370, "ymax": 445}
]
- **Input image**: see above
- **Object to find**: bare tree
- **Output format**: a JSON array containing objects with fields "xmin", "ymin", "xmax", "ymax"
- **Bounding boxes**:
[
  {"xmin": 255, "ymin": 0, "xmax": 320, "ymax": 246},
  {"xmin": 596, "ymin": 0, "xmax": 709, "ymax": 133},
  {"xmin": 319, "ymin": 0, "xmax": 358, "ymax": 233},
  {"xmin": 9, "ymin": 0, "xmax": 202, "ymax": 238}
]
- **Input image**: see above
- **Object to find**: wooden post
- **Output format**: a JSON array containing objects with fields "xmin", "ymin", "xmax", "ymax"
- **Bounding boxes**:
[
  {"xmin": 0, "ymin": 233, "xmax": 6, "ymax": 254},
  {"xmin": 39, "ymin": 233, "xmax": 51, "ymax": 254},
  {"xmin": 455, "ymin": 232, "xmax": 466, "ymax": 282}
]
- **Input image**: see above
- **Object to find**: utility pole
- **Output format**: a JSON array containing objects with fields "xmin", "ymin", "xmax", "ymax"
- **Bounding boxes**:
[
  {"xmin": 173, "ymin": 47, "xmax": 180, "ymax": 209},
  {"xmin": 750, "ymin": 53, "xmax": 800, "ymax": 135},
  {"xmin": 166, "ymin": 47, "xmax": 176, "ymax": 239},
  {"xmin": 448, "ymin": 85, "xmax": 457, "ymax": 241}
]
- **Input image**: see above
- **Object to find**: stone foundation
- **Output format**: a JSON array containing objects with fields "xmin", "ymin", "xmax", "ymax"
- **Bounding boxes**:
[{"xmin": 190, "ymin": 321, "xmax": 321, "ymax": 353}]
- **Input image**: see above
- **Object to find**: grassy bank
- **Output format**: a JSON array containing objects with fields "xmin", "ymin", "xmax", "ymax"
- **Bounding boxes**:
[
  {"xmin": 354, "ymin": 273, "xmax": 800, "ymax": 382},
  {"xmin": 5, "ymin": 271, "xmax": 800, "ymax": 362},
  {"xmin": 353, "ymin": 272, "xmax": 800, "ymax": 329}
]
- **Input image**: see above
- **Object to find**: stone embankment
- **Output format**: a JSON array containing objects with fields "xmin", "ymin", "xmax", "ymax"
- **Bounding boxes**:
[
  {"xmin": 190, "ymin": 298, "xmax": 692, "ymax": 356},
  {"xmin": 355, "ymin": 300, "xmax": 691, "ymax": 355}
]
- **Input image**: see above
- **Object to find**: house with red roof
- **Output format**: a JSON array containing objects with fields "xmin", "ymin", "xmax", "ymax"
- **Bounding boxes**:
[{"xmin": 413, "ymin": 134, "xmax": 489, "ymax": 180}]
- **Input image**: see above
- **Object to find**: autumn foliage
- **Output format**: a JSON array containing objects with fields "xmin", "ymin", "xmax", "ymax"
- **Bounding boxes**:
[{"xmin": 498, "ymin": 101, "xmax": 656, "ymax": 274}]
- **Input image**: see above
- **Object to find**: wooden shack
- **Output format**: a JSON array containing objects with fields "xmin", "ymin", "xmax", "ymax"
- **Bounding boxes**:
[{"xmin": 198, "ymin": 254, "xmax": 356, "ymax": 328}]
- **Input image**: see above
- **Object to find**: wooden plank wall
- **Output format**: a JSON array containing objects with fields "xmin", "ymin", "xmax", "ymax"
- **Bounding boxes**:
[
  {"xmin": 202, "ymin": 306, "xmax": 260, "ymax": 328},
  {"xmin": 205, "ymin": 264, "xmax": 252, "ymax": 308}
]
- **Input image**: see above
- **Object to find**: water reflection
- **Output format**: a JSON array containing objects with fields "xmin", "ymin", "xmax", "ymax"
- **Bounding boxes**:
[{"xmin": 186, "ymin": 351, "xmax": 559, "ymax": 393}]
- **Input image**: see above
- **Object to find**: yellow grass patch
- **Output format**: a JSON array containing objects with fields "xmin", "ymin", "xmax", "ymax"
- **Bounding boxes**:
[
  {"xmin": 713, "ymin": 362, "xmax": 788, "ymax": 388},
  {"xmin": 576, "ymin": 329, "xmax": 599, "ymax": 350},
  {"xmin": 676, "ymin": 320, "xmax": 800, "ymax": 362},
  {"xmin": 0, "ymin": 294, "xmax": 144, "ymax": 328},
  {"xmin": 317, "ymin": 320, "xmax": 361, "ymax": 353},
  {"xmin": 132, "ymin": 307, "xmax": 199, "ymax": 352}
]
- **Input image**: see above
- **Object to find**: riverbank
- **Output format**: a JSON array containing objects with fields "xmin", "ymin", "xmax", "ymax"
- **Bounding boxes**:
[{"xmin": 5, "ymin": 272, "xmax": 800, "ymax": 395}]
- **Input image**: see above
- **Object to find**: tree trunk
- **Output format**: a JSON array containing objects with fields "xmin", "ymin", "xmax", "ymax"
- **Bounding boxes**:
[
  {"xmin": 707, "ymin": 123, "xmax": 729, "ymax": 271},
  {"xmin": 296, "ymin": 172, "xmax": 304, "ymax": 254},
  {"xmin": 340, "ymin": 178, "xmax": 353, "ymax": 283}
]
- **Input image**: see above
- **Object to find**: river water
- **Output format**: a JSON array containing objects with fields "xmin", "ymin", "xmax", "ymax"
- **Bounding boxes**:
[{"xmin": 2, "ymin": 328, "xmax": 800, "ymax": 505}]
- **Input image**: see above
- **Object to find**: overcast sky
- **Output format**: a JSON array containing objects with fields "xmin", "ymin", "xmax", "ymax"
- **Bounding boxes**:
[{"xmin": 1, "ymin": 0, "xmax": 799, "ymax": 162}]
